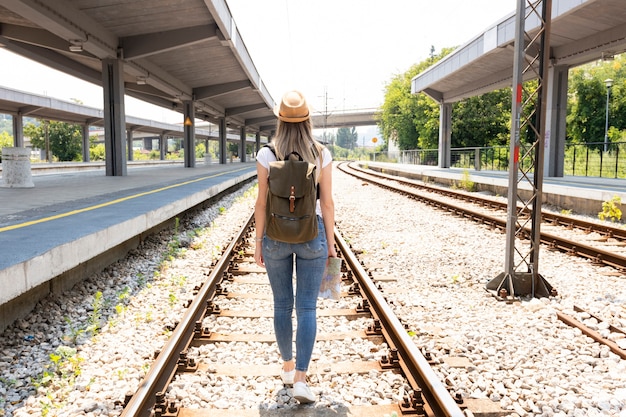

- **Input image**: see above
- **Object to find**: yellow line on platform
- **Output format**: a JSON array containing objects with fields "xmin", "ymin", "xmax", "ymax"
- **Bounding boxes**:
[{"xmin": 0, "ymin": 168, "xmax": 250, "ymax": 233}]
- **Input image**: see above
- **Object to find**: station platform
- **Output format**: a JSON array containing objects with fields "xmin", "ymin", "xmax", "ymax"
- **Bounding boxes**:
[
  {"xmin": 364, "ymin": 161, "xmax": 626, "ymax": 217},
  {"xmin": 0, "ymin": 161, "xmax": 257, "ymax": 332}
]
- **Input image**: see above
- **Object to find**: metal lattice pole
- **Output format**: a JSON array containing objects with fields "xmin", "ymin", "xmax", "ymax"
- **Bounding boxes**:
[{"xmin": 486, "ymin": 0, "xmax": 556, "ymax": 300}]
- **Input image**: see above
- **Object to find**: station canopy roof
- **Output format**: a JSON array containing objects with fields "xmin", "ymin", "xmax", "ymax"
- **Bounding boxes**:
[
  {"xmin": 0, "ymin": 0, "xmax": 277, "ymax": 134},
  {"xmin": 412, "ymin": 0, "xmax": 626, "ymax": 103}
]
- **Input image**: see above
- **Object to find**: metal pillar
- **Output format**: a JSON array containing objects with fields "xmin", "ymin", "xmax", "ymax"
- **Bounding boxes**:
[
  {"xmin": 256, "ymin": 132, "xmax": 261, "ymax": 154},
  {"xmin": 183, "ymin": 101, "xmax": 195, "ymax": 168},
  {"xmin": 486, "ymin": 0, "xmax": 556, "ymax": 300},
  {"xmin": 102, "ymin": 58, "xmax": 127, "ymax": 176}
]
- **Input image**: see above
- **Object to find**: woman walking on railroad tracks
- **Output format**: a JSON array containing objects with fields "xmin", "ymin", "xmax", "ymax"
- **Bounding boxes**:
[{"xmin": 254, "ymin": 90, "xmax": 336, "ymax": 404}]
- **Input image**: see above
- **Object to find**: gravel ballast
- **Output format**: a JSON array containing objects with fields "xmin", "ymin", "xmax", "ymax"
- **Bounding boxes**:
[{"xmin": 1, "ymin": 165, "xmax": 625, "ymax": 417}]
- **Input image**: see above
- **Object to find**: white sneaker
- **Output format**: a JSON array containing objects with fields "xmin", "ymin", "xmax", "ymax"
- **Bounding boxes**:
[
  {"xmin": 280, "ymin": 369, "xmax": 295, "ymax": 385},
  {"xmin": 293, "ymin": 381, "xmax": 316, "ymax": 403}
]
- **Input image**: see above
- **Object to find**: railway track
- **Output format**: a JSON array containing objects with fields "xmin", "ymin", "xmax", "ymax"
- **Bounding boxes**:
[
  {"xmin": 120, "ymin": 210, "xmax": 470, "ymax": 417},
  {"xmin": 340, "ymin": 162, "xmax": 626, "ymax": 272}
]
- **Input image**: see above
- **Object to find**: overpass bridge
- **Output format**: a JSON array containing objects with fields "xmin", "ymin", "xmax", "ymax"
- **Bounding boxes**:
[{"xmin": 311, "ymin": 109, "xmax": 378, "ymax": 129}]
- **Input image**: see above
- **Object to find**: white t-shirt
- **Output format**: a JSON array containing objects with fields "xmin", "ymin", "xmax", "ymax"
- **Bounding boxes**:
[{"xmin": 256, "ymin": 145, "xmax": 332, "ymax": 217}]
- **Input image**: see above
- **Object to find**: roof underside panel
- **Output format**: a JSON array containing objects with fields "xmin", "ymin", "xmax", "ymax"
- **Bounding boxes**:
[
  {"xmin": 412, "ymin": 0, "xmax": 626, "ymax": 103},
  {"xmin": 0, "ymin": 0, "xmax": 276, "ymax": 133}
]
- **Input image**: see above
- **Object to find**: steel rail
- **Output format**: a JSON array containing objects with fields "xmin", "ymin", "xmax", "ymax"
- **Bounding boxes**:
[
  {"xmin": 335, "ymin": 228, "xmax": 465, "ymax": 417},
  {"xmin": 340, "ymin": 162, "xmax": 626, "ymax": 271},
  {"xmin": 121, "ymin": 212, "xmax": 255, "ymax": 417}
]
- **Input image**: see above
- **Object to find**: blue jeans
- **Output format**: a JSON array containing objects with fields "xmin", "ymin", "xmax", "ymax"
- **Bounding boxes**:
[{"xmin": 262, "ymin": 216, "xmax": 328, "ymax": 372}]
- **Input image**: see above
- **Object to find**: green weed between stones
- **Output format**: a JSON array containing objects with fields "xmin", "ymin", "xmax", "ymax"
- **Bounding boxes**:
[{"xmin": 598, "ymin": 195, "xmax": 622, "ymax": 222}]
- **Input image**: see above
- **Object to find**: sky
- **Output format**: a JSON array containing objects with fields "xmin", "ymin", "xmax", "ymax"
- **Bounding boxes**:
[{"xmin": 0, "ymin": 0, "xmax": 517, "ymax": 132}]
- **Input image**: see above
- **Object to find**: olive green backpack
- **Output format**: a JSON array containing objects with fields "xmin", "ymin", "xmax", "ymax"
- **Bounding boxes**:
[{"xmin": 265, "ymin": 143, "xmax": 318, "ymax": 243}]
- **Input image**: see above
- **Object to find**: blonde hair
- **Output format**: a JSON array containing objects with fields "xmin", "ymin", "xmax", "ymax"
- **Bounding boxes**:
[{"xmin": 272, "ymin": 118, "xmax": 324, "ymax": 178}]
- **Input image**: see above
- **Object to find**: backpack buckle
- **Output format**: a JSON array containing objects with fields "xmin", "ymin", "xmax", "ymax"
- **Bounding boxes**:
[{"xmin": 289, "ymin": 185, "xmax": 296, "ymax": 212}]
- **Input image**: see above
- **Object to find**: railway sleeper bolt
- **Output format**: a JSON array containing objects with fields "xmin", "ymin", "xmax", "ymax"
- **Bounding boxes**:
[
  {"xmin": 349, "ymin": 282, "xmax": 361, "ymax": 295},
  {"xmin": 206, "ymin": 301, "xmax": 221, "ymax": 315},
  {"xmin": 177, "ymin": 352, "xmax": 198, "ymax": 372},
  {"xmin": 455, "ymin": 392, "xmax": 464, "ymax": 404},
  {"xmin": 161, "ymin": 401, "xmax": 179, "ymax": 417},
  {"xmin": 592, "ymin": 255, "xmax": 603, "ymax": 266},
  {"xmin": 400, "ymin": 392, "xmax": 426, "ymax": 416},
  {"xmin": 216, "ymin": 284, "xmax": 228, "ymax": 296},
  {"xmin": 380, "ymin": 349, "xmax": 401, "ymax": 369},
  {"xmin": 356, "ymin": 299, "xmax": 370, "ymax": 313},
  {"xmin": 365, "ymin": 319, "xmax": 382, "ymax": 335}
]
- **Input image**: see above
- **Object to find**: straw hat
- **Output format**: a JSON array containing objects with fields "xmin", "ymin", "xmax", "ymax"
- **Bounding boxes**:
[{"xmin": 274, "ymin": 90, "xmax": 310, "ymax": 123}]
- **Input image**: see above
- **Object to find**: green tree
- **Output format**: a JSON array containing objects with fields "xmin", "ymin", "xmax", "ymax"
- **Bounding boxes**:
[
  {"xmin": 567, "ymin": 55, "xmax": 626, "ymax": 146},
  {"xmin": 0, "ymin": 131, "xmax": 13, "ymax": 148},
  {"xmin": 336, "ymin": 127, "xmax": 358, "ymax": 149},
  {"xmin": 0, "ymin": 131, "xmax": 14, "ymax": 162},
  {"xmin": 451, "ymin": 89, "xmax": 511, "ymax": 148},
  {"xmin": 378, "ymin": 47, "xmax": 455, "ymax": 151},
  {"xmin": 24, "ymin": 120, "xmax": 83, "ymax": 161}
]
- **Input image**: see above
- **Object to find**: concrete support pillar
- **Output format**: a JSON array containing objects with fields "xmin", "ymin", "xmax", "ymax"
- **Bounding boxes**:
[
  {"xmin": 544, "ymin": 65, "xmax": 569, "ymax": 177},
  {"xmin": 127, "ymin": 129, "xmax": 134, "ymax": 161},
  {"xmin": 240, "ymin": 126, "xmax": 246, "ymax": 163},
  {"xmin": 82, "ymin": 125, "xmax": 90, "ymax": 162},
  {"xmin": 438, "ymin": 102, "xmax": 452, "ymax": 168},
  {"xmin": 159, "ymin": 134, "xmax": 166, "ymax": 160},
  {"xmin": 1, "ymin": 147, "xmax": 34, "ymax": 188},
  {"xmin": 183, "ymin": 101, "xmax": 195, "ymax": 168},
  {"xmin": 102, "ymin": 58, "xmax": 127, "ymax": 176},
  {"xmin": 12, "ymin": 113, "xmax": 24, "ymax": 147},
  {"xmin": 256, "ymin": 132, "xmax": 261, "ymax": 155},
  {"xmin": 219, "ymin": 117, "xmax": 227, "ymax": 164},
  {"xmin": 144, "ymin": 137, "xmax": 153, "ymax": 151}
]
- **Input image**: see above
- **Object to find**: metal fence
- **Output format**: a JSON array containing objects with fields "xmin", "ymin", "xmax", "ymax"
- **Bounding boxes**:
[{"xmin": 365, "ymin": 141, "xmax": 626, "ymax": 179}]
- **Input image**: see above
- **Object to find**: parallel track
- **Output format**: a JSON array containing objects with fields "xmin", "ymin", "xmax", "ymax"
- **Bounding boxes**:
[{"xmin": 340, "ymin": 162, "xmax": 626, "ymax": 272}]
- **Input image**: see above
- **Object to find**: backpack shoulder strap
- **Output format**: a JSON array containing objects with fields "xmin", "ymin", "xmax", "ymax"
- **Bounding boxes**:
[{"xmin": 264, "ymin": 143, "xmax": 278, "ymax": 159}]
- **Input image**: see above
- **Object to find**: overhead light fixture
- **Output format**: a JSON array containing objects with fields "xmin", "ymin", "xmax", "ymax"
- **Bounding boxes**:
[
  {"xmin": 136, "ymin": 76, "xmax": 147, "ymax": 85},
  {"xmin": 69, "ymin": 40, "xmax": 83, "ymax": 52},
  {"xmin": 602, "ymin": 52, "xmax": 615, "ymax": 61}
]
